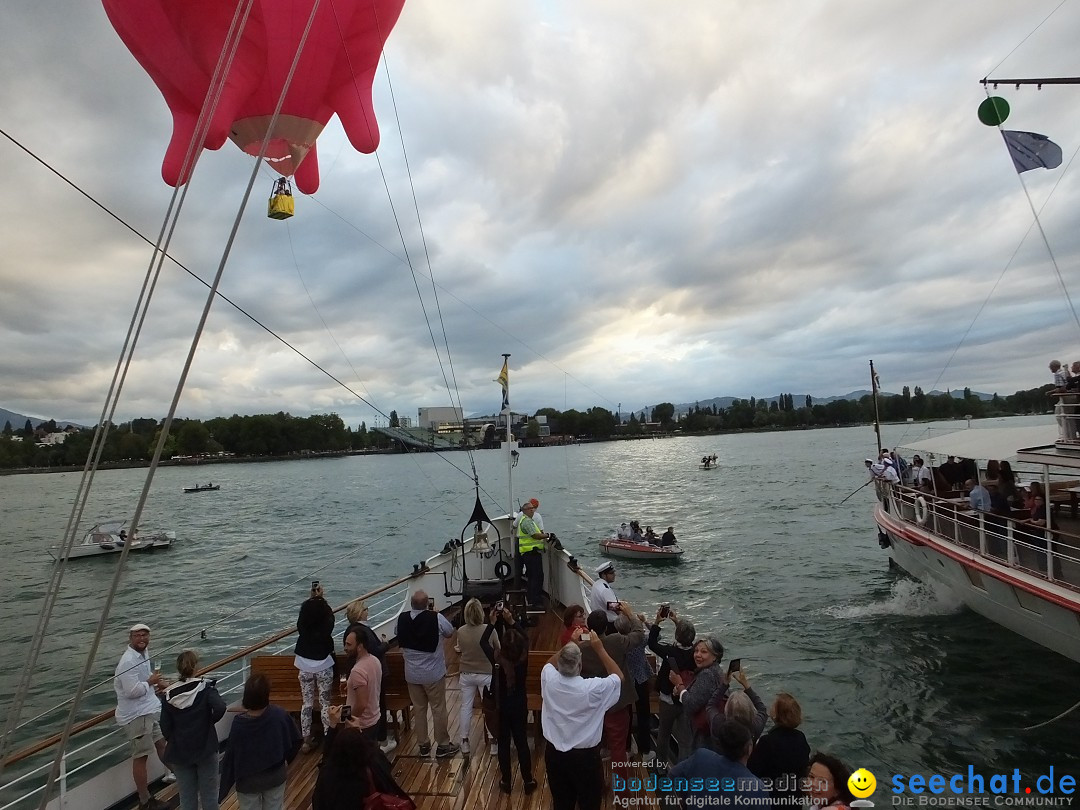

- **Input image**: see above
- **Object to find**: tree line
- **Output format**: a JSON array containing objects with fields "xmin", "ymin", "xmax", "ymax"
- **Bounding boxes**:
[{"xmin": 0, "ymin": 381, "xmax": 1057, "ymax": 470}]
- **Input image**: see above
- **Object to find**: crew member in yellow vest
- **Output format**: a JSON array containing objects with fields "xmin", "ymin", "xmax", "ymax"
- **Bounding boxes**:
[{"xmin": 517, "ymin": 500, "xmax": 549, "ymax": 609}]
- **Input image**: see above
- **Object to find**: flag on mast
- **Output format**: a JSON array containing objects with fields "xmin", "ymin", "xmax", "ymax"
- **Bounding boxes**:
[
  {"xmin": 495, "ymin": 359, "xmax": 509, "ymax": 414},
  {"xmin": 1002, "ymin": 130, "xmax": 1063, "ymax": 173}
]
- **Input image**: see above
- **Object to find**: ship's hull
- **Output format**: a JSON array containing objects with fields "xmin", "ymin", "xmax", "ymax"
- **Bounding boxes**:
[{"xmin": 876, "ymin": 503, "xmax": 1080, "ymax": 663}]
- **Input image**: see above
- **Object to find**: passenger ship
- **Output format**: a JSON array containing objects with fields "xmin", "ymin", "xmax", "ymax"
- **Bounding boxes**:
[{"xmin": 873, "ymin": 408, "xmax": 1080, "ymax": 664}]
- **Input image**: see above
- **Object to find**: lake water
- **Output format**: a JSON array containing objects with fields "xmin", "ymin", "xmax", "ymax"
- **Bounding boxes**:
[{"xmin": 2, "ymin": 417, "xmax": 1078, "ymax": 786}]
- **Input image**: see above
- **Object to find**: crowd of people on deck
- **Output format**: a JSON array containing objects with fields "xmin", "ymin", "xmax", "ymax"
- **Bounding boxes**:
[
  {"xmin": 867, "ymin": 445, "xmax": 1068, "ymax": 575},
  {"xmin": 114, "ymin": 499, "xmax": 857, "ymax": 810},
  {"xmin": 616, "ymin": 520, "xmax": 678, "ymax": 547}
]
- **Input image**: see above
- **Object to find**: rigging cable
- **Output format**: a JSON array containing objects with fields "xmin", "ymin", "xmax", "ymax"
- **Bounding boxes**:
[
  {"xmin": 0, "ymin": 0, "xmax": 256, "ymax": 780},
  {"xmin": 33, "ymin": 1, "xmax": 311, "ymax": 805},
  {"xmin": 327, "ymin": 2, "xmax": 479, "ymax": 491}
]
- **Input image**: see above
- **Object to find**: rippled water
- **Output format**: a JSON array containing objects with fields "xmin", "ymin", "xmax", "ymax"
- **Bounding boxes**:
[{"xmin": 2, "ymin": 417, "xmax": 1078, "ymax": 784}]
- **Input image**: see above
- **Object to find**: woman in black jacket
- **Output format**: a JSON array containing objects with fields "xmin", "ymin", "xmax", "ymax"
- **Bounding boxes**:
[
  {"xmin": 159, "ymin": 650, "xmax": 226, "ymax": 810},
  {"xmin": 480, "ymin": 607, "xmax": 536, "ymax": 794},
  {"xmin": 312, "ymin": 712, "xmax": 412, "ymax": 810},
  {"xmin": 294, "ymin": 581, "xmax": 336, "ymax": 752}
]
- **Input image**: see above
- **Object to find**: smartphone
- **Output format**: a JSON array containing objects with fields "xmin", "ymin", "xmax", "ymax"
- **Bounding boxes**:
[
  {"xmin": 659, "ymin": 603, "xmax": 670, "ymax": 618},
  {"xmin": 311, "ymin": 580, "xmax": 320, "ymax": 591},
  {"xmin": 607, "ymin": 601, "xmax": 620, "ymax": 612},
  {"xmin": 340, "ymin": 705, "xmax": 352, "ymax": 722},
  {"xmin": 666, "ymin": 656, "xmax": 678, "ymax": 671},
  {"xmin": 495, "ymin": 600, "xmax": 505, "ymax": 612},
  {"xmin": 427, "ymin": 597, "xmax": 436, "ymax": 611},
  {"xmin": 579, "ymin": 632, "xmax": 591, "ymax": 641},
  {"xmin": 727, "ymin": 658, "xmax": 742, "ymax": 674}
]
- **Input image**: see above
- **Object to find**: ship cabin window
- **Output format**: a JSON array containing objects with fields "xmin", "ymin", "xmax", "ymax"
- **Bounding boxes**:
[
  {"xmin": 963, "ymin": 566, "xmax": 986, "ymax": 591},
  {"xmin": 1011, "ymin": 587, "xmax": 1043, "ymax": 615}
]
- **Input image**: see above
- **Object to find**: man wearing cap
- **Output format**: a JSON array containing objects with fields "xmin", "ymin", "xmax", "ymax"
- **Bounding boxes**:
[
  {"xmin": 517, "ymin": 499, "xmax": 549, "ymax": 609},
  {"xmin": 589, "ymin": 562, "xmax": 621, "ymax": 633},
  {"xmin": 114, "ymin": 623, "xmax": 171, "ymax": 810}
]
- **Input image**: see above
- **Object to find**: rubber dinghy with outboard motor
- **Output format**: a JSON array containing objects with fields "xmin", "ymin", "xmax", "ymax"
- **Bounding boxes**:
[{"xmin": 599, "ymin": 537, "xmax": 684, "ymax": 561}]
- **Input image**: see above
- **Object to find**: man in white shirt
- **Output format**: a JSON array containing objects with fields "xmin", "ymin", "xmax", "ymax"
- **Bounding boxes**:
[
  {"xmin": 541, "ymin": 633, "xmax": 623, "ymax": 810},
  {"xmin": 588, "ymin": 561, "xmax": 621, "ymax": 632},
  {"xmin": 912, "ymin": 456, "xmax": 934, "ymax": 491},
  {"xmin": 114, "ymin": 623, "xmax": 171, "ymax": 810}
]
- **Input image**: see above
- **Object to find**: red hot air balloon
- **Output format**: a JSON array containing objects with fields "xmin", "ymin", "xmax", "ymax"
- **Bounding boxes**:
[{"xmin": 102, "ymin": 0, "xmax": 406, "ymax": 193}]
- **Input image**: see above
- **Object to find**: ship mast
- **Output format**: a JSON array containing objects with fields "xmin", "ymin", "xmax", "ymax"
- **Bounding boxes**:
[{"xmin": 870, "ymin": 359, "xmax": 883, "ymax": 456}]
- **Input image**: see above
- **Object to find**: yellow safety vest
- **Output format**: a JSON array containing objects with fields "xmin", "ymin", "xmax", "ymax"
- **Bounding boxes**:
[{"xmin": 518, "ymin": 515, "xmax": 544, "ymax": 553}]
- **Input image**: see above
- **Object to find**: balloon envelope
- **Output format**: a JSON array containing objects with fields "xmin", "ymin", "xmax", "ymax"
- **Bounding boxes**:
[{"xmin": 102, "ymin": 0, "xmax": 406, "ymax": 193}]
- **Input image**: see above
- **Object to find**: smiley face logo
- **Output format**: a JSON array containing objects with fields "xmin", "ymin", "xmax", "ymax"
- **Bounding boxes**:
[{"xmin": 848, "ymin": 768, "xmax": 876, "ymax": 798}]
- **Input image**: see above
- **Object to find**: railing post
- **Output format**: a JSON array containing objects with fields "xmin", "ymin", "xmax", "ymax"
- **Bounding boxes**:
[
  {"xmin": 1005, "ymin": 521, "xmax": 1015, "ymax": 566},
  {"xmin": 1047, "ymin": 533, "xmax": 1056, "ymax": 582},
  {"xmin": 977, "ymin": 514, "xmax": 987, "ymax": 556}
]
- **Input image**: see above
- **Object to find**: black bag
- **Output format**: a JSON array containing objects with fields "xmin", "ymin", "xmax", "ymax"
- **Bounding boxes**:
[{"xmin": 481, "ymin": 686, "xmax": 499, "ymax": 738}]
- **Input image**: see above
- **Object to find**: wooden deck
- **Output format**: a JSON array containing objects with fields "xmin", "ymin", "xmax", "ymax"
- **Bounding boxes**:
[{"xmin": 150, "ymin": 604, "xmax": 661, "ymax": 809}]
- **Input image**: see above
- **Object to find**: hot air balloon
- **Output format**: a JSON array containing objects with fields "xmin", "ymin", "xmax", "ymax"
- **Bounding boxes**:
[{"xmin": 102, "ymin": 0, "xmax": 406, "ymax": 195}]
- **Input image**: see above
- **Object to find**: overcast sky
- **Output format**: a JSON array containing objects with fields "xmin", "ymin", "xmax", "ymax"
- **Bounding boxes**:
[{"xmin": 2, "ymin": 1, "xmax": 1079, "ymax": 428}]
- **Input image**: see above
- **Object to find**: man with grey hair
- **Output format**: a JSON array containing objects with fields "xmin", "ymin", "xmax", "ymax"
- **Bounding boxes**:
[
  {"xmin": 541, "ymin": 627, "xmax": 623, "ymax": 810},
  {"xmin": 395, "ymin": 590, "xmax": 459, "ymax": 758}
]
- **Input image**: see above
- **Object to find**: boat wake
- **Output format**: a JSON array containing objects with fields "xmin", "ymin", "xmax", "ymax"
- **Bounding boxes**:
[{"xmin": 825, "ymin": 578, "xmax": 964, "ymax": 619}]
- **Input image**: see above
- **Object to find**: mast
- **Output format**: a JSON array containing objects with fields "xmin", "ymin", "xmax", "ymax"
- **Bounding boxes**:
[
  {"xmin": 870, "ymin": 360, "xmax": 883, "ymax": 455},
  {"xmin": 501, "ymin": 353, "xmax": 514, "ymax": 510}
]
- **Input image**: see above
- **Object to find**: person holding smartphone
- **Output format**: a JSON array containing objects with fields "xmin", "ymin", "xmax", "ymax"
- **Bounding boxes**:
[
  {"xmin": 394, "ymin": 590, "xmax": 459, "ymax": 759},
  {"xmin": 293, "ymin": 582, "xmax": 336, "ymax": 754},
  {"xmin": 648, "ymin": 606, "xmax": 696, "ymax": 768}
]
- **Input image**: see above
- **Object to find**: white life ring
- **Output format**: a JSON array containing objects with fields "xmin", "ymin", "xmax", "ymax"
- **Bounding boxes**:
[{"xmin": 914, "ymin": 496, "xmax": 929, "ymax": 526}]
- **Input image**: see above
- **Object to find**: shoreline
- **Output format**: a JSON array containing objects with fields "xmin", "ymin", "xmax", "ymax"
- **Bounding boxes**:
[{"xmin": 0, "ymin": 417, "xmax": 961, "ymax": 476}]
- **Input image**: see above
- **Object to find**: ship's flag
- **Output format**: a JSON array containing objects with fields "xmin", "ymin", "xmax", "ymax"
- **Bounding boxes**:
[
  {"xmin": 1002, "ymin": 130, "xmax": 1063, "ymax": 173},
  {"xmin": 495, "ymin": 359, "xmax": 509, "ymax": 414}
]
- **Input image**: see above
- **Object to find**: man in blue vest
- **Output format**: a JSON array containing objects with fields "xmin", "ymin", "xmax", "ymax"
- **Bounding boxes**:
[{"xmin": 517, "ymin": 500, "xmax": 549, "ymax": 609}]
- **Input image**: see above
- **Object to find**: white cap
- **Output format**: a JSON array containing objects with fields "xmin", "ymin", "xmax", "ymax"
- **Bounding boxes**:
[
  {"xmin": 129, "ymin": 623, "xmax": 150, "ymax": 633},
  {"xmin": 596, "ymin": 561, "xmax": 615, "ymax": 575}
]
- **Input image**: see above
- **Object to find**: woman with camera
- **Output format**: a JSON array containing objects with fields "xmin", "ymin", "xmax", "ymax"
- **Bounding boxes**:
[
  {"xmin": 159, "ymin": 650, "xmax": 226, "ymax": 810},
  {"xmin": 480, "ymin": 606, "xmax": 536, "ymax": 794}
]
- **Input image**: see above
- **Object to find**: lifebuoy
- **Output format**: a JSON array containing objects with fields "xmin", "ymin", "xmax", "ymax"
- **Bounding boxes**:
[
  {"xmin": 914, "ymin": 496, "xmax": 929, "ymax": 526},
  {"xmin": 494, "ymin": 560, "xmax": 512, "ymax": 581}
]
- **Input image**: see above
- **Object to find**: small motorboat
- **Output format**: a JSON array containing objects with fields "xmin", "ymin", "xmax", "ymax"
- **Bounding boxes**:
[
  {"xmin": 599, "ymin": 537, "xmax": 684, "ymax": 562},
  {"xmin": 47, "ymin": 520, "xmax": 176, "ymax": 560},
  {"xmin": 183, "ymin": 483, "xmax": 220, "ymax": 493}
]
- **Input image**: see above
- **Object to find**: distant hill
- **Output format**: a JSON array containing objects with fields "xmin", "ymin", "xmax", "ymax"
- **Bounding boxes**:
[{"xmin": 0, "ymin": 407, "xmax": 81, "ymax": 431}]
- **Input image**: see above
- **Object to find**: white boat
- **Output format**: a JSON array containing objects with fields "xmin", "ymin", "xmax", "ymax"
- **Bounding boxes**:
[
  {"xmin": 600, "ymin": 536, "xmax": 684, "ymax": 561},
  {"xmin": 46, "ymin": 520, "xmax": 176, "ymax": 560},
  {"xmin": 872, "ymin": 422, "xmax": 1080, "ymax": 663}
]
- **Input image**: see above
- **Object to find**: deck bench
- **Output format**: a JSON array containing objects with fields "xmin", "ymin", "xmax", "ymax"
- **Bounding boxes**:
[{"xmin": 247, "ymin": 650, "xmax": 412, "ymax": 738}]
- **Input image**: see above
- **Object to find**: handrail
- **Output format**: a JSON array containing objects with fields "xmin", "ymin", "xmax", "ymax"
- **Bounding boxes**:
[
  {"xmin": 885, "ymin": 484, "xmax": 1080, "ymax": 593},
  {"xmin": 2, "ymin": 572, "xmax": 416, "ymax": 768}
]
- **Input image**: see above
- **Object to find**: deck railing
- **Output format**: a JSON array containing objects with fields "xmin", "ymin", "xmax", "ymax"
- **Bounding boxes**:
[{"xmin": 881, "ymin": 484, "xmax": 1080, "ymax": 591}]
